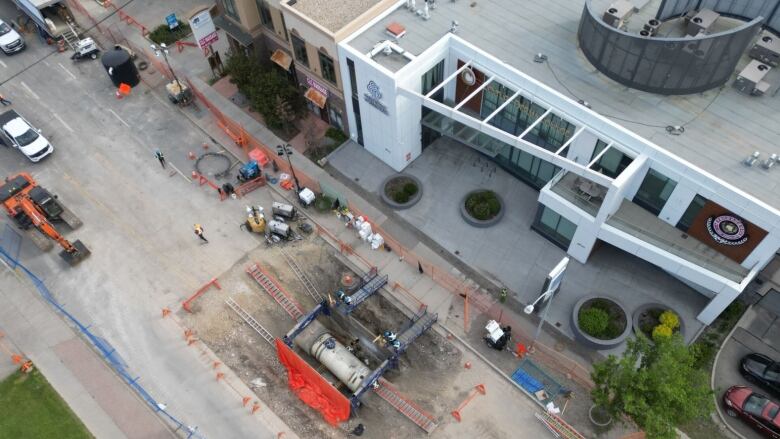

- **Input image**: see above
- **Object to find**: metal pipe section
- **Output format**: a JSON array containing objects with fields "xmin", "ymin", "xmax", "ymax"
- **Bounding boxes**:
[{"xmin": 307, "ymin": 333, "xmax": 371, "ymax": 392}]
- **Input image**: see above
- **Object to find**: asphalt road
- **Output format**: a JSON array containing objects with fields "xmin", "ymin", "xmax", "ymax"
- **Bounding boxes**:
[{"xmin": 0, "ymin": 11, "xmax": 291, "ymax": 438}]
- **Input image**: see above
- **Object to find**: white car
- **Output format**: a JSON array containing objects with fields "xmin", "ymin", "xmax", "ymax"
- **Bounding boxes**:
[
  {"xmin": 0, "ymin": 111, "xmax": 53, "ymax": 162},
  {"xmin": 0, "ymin": 19, "xmax": 24, "ymax": 54}
]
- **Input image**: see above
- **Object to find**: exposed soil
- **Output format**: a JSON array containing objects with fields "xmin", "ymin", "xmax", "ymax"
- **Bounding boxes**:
[{"xmin": 179, "ymin": 234, "xmax": 463, "ymax": 438}]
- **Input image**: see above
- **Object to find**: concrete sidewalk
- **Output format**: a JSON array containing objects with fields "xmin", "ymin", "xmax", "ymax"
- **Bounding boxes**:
[{"xmin": 0, "ymin": 265, "xmax": 173, "ymax": 439}]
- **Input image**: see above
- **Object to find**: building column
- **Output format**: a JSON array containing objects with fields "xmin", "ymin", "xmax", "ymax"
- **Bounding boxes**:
[
  {"xmin": 697, "ymin": 287, "xmax": 740, "ymax": 325},
  {"xmin": 566, "ymin": 129, "xmax": 599, "ymax": 165}
]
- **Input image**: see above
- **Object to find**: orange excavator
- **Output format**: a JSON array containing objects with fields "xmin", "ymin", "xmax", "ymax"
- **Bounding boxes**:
[{"xmin": 1, "ymin": 173, "xmax": 90, "ymax": 265}]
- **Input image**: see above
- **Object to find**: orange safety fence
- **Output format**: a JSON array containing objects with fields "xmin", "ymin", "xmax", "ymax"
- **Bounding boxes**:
[{"xmin": 186, "ymin": 79, "xmax": 595, "ymax": 390}]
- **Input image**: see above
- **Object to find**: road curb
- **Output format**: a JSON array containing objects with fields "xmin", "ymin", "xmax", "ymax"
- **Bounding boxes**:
[{"xmin": 710, "ymin": 305, "xmax": 751, "ymax": 439}]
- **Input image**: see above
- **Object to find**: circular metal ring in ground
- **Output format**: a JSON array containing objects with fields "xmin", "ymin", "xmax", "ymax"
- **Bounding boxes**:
[
  {"xmin": 460, "ymin": 190, "xmax": 504, "ymax": 228},
  {"xmin": 379, "ymin": 174, "xmax": 423, "ymax": 210},
  {"xmin": 571, "ymin": 295, "xmax": 632, "ymax": 350},
  {"xmin": 195, "ymin": 152, "xmax": 232, "ymax": 180},
  {"xmin": 137, "ymin": 61, "xmax": 149, "ymax": 71},
  {"xmin": 631, "ymin": 303, "xmax": 686, "ymax": 342}
]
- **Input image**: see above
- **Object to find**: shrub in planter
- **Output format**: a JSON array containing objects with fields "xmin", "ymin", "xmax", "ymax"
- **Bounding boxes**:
[
  {"xmin": 402, "ymin": 182, "xmax": 418, "ymax": 197},
  {"xmin": 392, "ymin": 191, "xmax": 410, "ymax": 204},
  {"xmin": 659, "ymin": 310, "xmax": 680, "ymax": 330},
  {"xmin": 465, "ymin": 191, "xmax": 501, "ymax": 221},
  {"xmin": 652, "ymin": 324, "xmax": 673, "ymax": 341},
  {"xmin": 579, "ymin": 307, "xmax": 610, "ymax": 337},
  {"xmin": 149, "ymin": 22, "xmax": 191, "ymax": 46}
]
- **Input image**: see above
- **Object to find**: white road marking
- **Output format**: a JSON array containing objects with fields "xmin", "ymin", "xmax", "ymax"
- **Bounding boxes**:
[
  {"xmin": 58, "ymin": 62, "xmax": 77, "ymax": 80},
  {"xmin": 108, "ymin": 108, "xmax": 130, "ymax": 127},
  {"xmin": 20, "ymin": 81, "xmax": 39, "ymax": 100},
  {"xmin": 43, "ymin": 60, "xmax": 50, "ymax": 66},
  {"xmin": 53, "ymin": 113, "xmax": 74, "ymax": 133},
  {"xmin": 168, "ymin": 162, "xmax": 191, "ymax": 182},
  {"xmin": 0, "ymin": 60, "xmax": 7, "ymax": 68}
]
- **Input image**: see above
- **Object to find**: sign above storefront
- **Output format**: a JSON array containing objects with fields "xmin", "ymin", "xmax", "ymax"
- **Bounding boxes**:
[
  {"xmin": 706, "ymin": 214, "xmax": 748, "ymax": 246},
  {"xmin": 364, "ymin": 80, "xmax": 388, "ymax": 115},
  {"xmin": 307, "ymin": 77, "xmax": 329, "ymax": 98}
]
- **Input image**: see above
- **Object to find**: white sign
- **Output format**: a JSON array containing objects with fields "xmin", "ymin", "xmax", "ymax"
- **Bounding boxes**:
[
  {"xmin": 547, "ymin": 257, "xmax": 569, "ymax": 294},
  {"xmin": 189, "ymin": 9, "xmax": 218, "ymax": 50}
]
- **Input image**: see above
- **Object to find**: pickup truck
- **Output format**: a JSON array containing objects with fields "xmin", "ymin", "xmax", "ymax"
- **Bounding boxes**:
[
  {"xmin": 0, "ymin": 19, "xmax": 24, "ymax": 54},
  {"xmin": 0, "ymin": 110, "xmax": 53, "ymax": 162}
]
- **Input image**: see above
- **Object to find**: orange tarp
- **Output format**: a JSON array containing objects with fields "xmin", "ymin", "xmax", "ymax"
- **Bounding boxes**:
[{"xmin": 275, "ymin": 339, "xmax": 350, "ymax": 426}]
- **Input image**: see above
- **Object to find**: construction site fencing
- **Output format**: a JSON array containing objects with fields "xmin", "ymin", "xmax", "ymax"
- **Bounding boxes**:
[
  {"xmin": 185, "ymin": 80, "xmax": 595, "ymax": 391},
  {"xmin": 0, "ymin": 244, "xmax": 204, "ymax": 439}
]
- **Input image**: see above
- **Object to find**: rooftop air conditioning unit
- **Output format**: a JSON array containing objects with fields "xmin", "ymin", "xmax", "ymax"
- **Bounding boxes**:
[
  {"xmin": 749, "ymin": 34, "xmax": 780, "ymax": 67},
  {"xmin": 643, "ymin": 19, "xmax": 660, "ymax": 36}
]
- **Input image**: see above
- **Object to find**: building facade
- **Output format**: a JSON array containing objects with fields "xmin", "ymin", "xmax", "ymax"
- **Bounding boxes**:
[
  {"xmin": 338, "ymin": 1, "xmax": 780, "ymax": 325},
  {"xmin": 215, "ymin": 0, "xmax": 398, "ymax": 135}
]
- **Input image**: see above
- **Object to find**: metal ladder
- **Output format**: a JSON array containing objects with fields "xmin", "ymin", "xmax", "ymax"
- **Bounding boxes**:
[
  {"xmin": 246, "ymin": 264, "xmax": 303, "ymax": 321},
  {"xmin": 61, "ymin": 23, "xmax": 80, "ymax": 51},
  {"xmin": 374, "ymin": 378, "xmax": 438, "ymax": 434},
  {"xmin": 225, "ymin": 298, "xmax": 274, "ymax": 346},
  {"xmin": 534, "ymin": 412, "xmax": 586, "ymax": 439},
  {"xmin": 280, "ymin": 248, "xmax": 323, "ymax": 303}
]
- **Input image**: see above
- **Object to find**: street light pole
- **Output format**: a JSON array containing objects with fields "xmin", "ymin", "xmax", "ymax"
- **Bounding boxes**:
[
  {"xmin": 151, "ymin": 43, "xmax": 181, "ymax": 90},
  {"xmin": 524, "ymin": 287, "xmax": 556, "ymax": 350},
  {"xmin": 277, "ymin": 144, "xmax": 301, "ymax": 193}
]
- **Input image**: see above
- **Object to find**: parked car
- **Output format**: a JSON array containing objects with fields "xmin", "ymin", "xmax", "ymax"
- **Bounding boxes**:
[
  {"xmin": 742, "ymin": 353, "xmax": 780, "ymax": 397},
  {"xmin": 0, "ymin": 110, "xmax": 53, "ymax": 162},
  {"xmin": 0, "ymin": 19, "xmax": 24, "ymax": 54},
  {"xmin": 723, "ymin": 386, "xmax": 780, "ymax": 438}
]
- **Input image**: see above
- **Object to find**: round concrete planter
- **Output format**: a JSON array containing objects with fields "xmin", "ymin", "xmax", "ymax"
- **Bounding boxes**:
[
  {"xmin": 571, "ymin": 296, "xmax": 632, "ymax": 350},
  {"xmin": 380, "ymin": 174, "xmax": 423, "ymax": 210},
  {"xmin": 460, "ymin": 190, "xmax": 504, "ymax": 228},
  {"xmin": 632, "ymin": 303, "xmax": 686, "ymax": 342},
  {"xmin": 589, "ymin": 404, "xmax": 613, "ymax": 427}
]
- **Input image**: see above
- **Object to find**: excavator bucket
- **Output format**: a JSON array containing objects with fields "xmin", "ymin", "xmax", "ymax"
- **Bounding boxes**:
[{"xmin": 59, "ymin": 240, "xmax": 90, "ymax": 265}]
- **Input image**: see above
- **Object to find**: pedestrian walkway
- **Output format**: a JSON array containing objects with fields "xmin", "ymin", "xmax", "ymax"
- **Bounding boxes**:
[{"xmin": 0, "ymin": 267, "xmax": 173, "ymax": 439}]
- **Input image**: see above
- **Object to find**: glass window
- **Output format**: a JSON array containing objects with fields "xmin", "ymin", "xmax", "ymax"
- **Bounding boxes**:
[
  {"xmin": 256, "ymin": 0, "xmax": 273, "ymax": 30},
  {"xmin": 533, "ymin": 205, "xmax": 578, "ymax": 249},
  {"xmin": 633, "ymin": 168, "xmax": 678, "ymax": 216},
  {"xmin": 421, "ymin": 60, "xmax": 445, "ymax": 95},
  {"xmin": 328, "ymin": 107, "xmax": 344, "ymax": 131},
  {"xmin": 291, "ymin": 34, "xmax": 308, "ymax": 67},
  {"xmin": 591, "ymin": 139, "xmax": 608, "ymax": 161},
  {"xmin": 594, "ymin": 147, "xmax": 632, "ymax": 178},
  {"xmin": 744, "ymin": 394, "xmax": 768, "ymax": 417},
  {"xmin": 319, "ymin": 52, "xmax": 336, "ymax": 84},
  {"xmin": 280, "ymin": 14, "xmax": 288, "ymax": 41},
  {"xmin": 676, "ymin": 194, "xmax": 707, "ymax": 232},
  {"xmin": 222, "ymin": 0, "xmax": 238, "ymax": 20}
]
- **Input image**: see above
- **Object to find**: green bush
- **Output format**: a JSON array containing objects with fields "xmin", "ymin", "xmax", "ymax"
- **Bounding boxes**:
[
  {"xmin": 652, "ymin": 324, "xmax": 673, "ymax": 341},
  {"xmin": 659, "ymin": 310, "xmax": 680, "ymax": 330},
  {"xmin": 465, "ymin": 191, "xmax": 501, "ymax": 220},
  {"xmin": 403, "ymin": 182, "xmax": 418, "ymax": 197},
  {"xmin": 324, "ymin": 127, "xmax": 348, "ymax": 144},
  {"xmin": 148, "ymin": 22, "xmax": 191, "ymax": 46},
  {"xmin": 392, "ymin": 191, "xmax": 410, "ymax": 204},
  {"xmin": 579, "ymin": 307, "xmax": 610, "ymax": 337}
]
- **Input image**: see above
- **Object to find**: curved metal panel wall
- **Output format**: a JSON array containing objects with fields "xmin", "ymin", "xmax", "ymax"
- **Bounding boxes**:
[
  {"xmin": 658, "ymin": 0, "xmax": 780, "ymax": 35},
  {"xmin": 578, "ymin": 2, "xmax": 761, "ymax": 95}
]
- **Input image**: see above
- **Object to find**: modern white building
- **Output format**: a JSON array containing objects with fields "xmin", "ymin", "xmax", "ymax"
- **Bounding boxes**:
[{"xmin": 336, "ymin": 0, "xmax": 780, "ymax": 325}]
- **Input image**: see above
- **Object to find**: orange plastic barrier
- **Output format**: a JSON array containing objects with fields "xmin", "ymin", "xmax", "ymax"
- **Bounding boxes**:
[{"xmin": 275, "ymin": 339, "xmax": 350, "ymax": 426}]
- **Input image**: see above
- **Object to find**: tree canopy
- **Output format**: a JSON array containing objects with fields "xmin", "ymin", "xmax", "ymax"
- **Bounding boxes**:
[{"xmin": 591, "ymin": 335, "xmax": 713, "ymax": 439}]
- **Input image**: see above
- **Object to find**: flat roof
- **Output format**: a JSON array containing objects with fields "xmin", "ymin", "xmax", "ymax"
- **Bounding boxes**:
[
  {"xmin": 287, "ymin": 0, "xmax": 382, "ymax": 33},
  {"xmin": 349, "ymin": 0, "xmax": 780, "ymax": 210}
]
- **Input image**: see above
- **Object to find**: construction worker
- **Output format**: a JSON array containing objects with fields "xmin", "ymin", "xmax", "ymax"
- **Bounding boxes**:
[
  {"xmin": 155, "ymin": 149, "xmax": 166, "ymax": 168},
  {"xmin": 193, "ymin": 224, "xmax": 208, "ymax": 243},
  {"xmin": 499, "ymin": 288, "xmax": 508, "ymax": 303},
  {"xmin": 0, "ymin": 94, "xmax": 11, "ymax": 106}
]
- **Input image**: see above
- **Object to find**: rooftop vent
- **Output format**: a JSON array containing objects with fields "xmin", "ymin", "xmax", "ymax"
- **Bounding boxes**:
[
  {"xmin": 450, "ymin": 20, "xmax": 459, "ymax": 33},
  {"xmin": 386, "ymin": 22, "xmax": 406, "ymax": 39}
]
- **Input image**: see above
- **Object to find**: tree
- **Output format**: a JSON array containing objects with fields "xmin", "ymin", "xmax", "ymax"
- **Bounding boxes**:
[
  {"xmin": 224, "ymin": 52, "xmax": 262, "ymax": 90},
  {"xmin": 591, "ymin": 335, "xmax": 713, "ymax": 439},
  {"xmin": 248, "ymin": 70, "xmax": 307, "ymax": 131}
]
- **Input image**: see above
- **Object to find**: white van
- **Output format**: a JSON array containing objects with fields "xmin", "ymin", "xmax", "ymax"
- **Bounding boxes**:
[{"xmin": 0, "ymin": 19, "xmax": 25, "ymax": 54}]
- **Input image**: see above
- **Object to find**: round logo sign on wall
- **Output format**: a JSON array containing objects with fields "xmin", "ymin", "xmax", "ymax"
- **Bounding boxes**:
[{"xmin": 706, "ymin": 214, "xmax": 748, "ymax": 246}]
